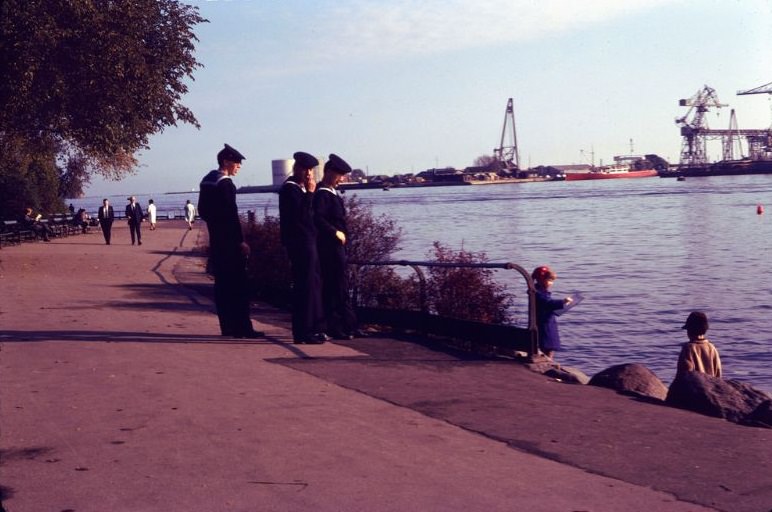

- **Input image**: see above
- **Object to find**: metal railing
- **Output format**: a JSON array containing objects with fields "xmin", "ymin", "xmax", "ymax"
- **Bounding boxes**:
[{"xmin": 349, "ymin": 259, "xmax": 539, "ymax": 357}]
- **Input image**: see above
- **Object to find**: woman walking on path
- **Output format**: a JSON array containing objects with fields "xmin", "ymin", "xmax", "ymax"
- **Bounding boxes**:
[
  {"xmin": 147, "ymin": 199, "xmax": 157, "ymax": 230},
  {"xmin": 184, "ymin": 200, "xmax": 196, "ymax": 230}
]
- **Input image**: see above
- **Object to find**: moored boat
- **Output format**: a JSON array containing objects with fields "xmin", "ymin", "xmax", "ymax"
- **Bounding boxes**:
[
  {"xmin": 565, "ymin": 155, "xmax": 658, "ymax": 181},
  {"xmin": 566, "ymin": 168, "xmax": 659, "ymax": 180}
]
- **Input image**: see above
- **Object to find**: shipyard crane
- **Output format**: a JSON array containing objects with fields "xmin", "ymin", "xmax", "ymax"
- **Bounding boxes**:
[
  {"xmin": 493, "ymin": 98, "xmax": 520, "ymax": 172},
  {"xmin": 675, "ymin": 85, "xmax": 727, "ymax": 166},
  {"xmin": 676, "ymin": 85, "xmax": 772, "ymax": 168},
  {"xmin": 737, "ymin": 81, "xmax": 772, "ymax": 95}
]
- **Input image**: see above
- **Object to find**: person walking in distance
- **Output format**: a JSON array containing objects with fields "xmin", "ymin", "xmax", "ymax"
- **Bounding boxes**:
[
  {"xmin": 184, "ymin": 199, "xmax": 196, "ymax": 230},
  {"xmin": 279, "ymin": 151, "xmax": 329, "ymax": 344},
  {"xmin": 313, "ymin": 154, "xmax": 360, "ymax": 340},
  {"xmin": 197, "ymin": 144, "xmax": 264, "ymax": 339},
  {"xmin": 147, "ymin": 199, "xmax": 157, "ymax": 230},
  {"xmin": 97, "ymin": 198, "xmax": 114, "ymax": 245},
  {"xmin": 125, "ymin": 196, "xmax": 144, "ymax": 245}
]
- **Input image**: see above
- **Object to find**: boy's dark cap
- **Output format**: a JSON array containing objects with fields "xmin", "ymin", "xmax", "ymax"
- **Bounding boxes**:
[
  {"xmin": 293, "ymin": 151, "xmax": 319, "ymax": 169},
  {"xmin": 218, "ymin": 143, "xmax": 245, "ymax": 163},
  {"xmin": 682, "ymin": 311, "xmax": 709, "ymax": 333},
  {"xmin": 324, "ymin": 153, "xmax": 352, "ymax": 175}
]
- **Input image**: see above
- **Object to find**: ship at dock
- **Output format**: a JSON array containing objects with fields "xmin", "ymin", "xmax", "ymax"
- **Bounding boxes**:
[{"xmin": 565, "ymin": 155, "xmax": 659, "ymax": 181}]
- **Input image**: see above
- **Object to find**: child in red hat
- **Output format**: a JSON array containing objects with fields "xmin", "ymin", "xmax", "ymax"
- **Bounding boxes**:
[{"xmin": 532, "ymin": 266, "xmax": 574, "ymax": 360}]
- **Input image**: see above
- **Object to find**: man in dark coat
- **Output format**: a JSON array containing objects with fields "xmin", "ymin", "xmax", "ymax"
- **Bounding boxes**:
[
  {"xmin": 279, "ymin": 151, "xmax": 329, "ymax": 344},
  {"xmin": 98, "ymin": 198, "xmax": 114, "ymax": 245},
  {"xmin": 198, "ymin": 144, "xmax": 264, "ymax": 339},
  {"xmin": 125, "ymin": 196, "xmax": 143, "ymax": 245},
  {"xmin": 313, "ymin": 154, "xmax": 359, "ymax": 340}
]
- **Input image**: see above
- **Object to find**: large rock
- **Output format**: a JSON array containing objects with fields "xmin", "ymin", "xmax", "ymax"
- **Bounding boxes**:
[
  {"xmin": 526, "ymin": 360, "xmax": 589, "ymax": 385},
  {"xmin": 545, "ymin": 366, "xmax": 590, "ymax": 385},
  {"xmin": 747, "ymin": 399, "xmax": 772, "ymax": 428},
  {"xmin": 588, "ymin": 363, "xmax": 668, "ymax": 401},
  {"xmin": 666, "ymin": 371, "xmax": 772, "ymax": 427}
]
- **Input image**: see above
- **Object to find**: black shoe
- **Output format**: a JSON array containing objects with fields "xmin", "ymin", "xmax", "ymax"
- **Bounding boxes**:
[
  {"xmin": 331, "ymin": 331, "xmax": 354, "ymax": 341},
  {"xmin": 294, "ymin": 333, "xmax": 329, "ymax": 344},
  {"xmin": 234, "ymin": 330, "xmax": 265, "ymax": 339},
  {"xmin": 138, "ymin": 241, "xmax": 142, "ymax": 245}
]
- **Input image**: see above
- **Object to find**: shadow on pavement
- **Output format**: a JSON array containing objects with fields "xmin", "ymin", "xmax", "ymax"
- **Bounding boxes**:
[{"xmin": 0, "ymin": 330, "xmax": 285, "ymax": 346}]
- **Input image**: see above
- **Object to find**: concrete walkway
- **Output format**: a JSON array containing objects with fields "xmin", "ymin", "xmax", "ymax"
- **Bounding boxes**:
[{"xmin": 0, "ymin": 222, "xmax": 768, "ymax": 512}]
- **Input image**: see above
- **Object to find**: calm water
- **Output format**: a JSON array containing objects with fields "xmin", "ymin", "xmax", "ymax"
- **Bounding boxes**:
[{"xmin": 74, "ymin": 176, "xmax": 772, "ymax": 390}]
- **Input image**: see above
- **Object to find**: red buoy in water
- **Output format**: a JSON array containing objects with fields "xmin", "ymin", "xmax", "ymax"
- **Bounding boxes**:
[{"xmin": 758, "ymin": 204, "xmax": 765, "ymax": 215}]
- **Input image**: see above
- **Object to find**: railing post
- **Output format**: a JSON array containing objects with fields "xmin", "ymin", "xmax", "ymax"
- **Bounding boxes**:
[{"xmin": 348, "ymin": 259, "xmax": 539, "ymax": 357}]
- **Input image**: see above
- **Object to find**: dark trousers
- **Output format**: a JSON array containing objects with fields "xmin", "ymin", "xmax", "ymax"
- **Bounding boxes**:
[
  {"xmin": 318, "ymin": 244, "xmax": 357, "ymax": 336},
  {"xmin": 128, "ymin": 221, "xmax": 141, "ymax": 244},
  {"xmin": 101, "ymin": 221, "xmax": 113, "ymax": 244},
  {"xmin": 213, "ymin": 262, "xmax": 253, "ymax": 336},
  {"xmin": 287, "ymin": 244, "xmax": 324, "ymax": 340}
]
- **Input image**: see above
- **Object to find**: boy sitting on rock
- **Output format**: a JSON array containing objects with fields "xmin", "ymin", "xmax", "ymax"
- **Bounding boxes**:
[{"xmin": 676, "ymin": 311, "xmax": 722, "ymax": 379}]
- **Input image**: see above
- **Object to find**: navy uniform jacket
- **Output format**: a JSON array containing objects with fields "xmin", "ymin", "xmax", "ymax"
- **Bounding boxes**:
[
  {"xmin": 313, "ymin": 187, "xmax": 347, "ymax": 252},
  {"xmin": 279, "ymin": 178, "xmax": 315, "ymax": 250},
  {"xmin": 534, "ymin": 288, "xmax": 565, "ymax": 351},
  {"xmin": 198, "ymin": 170, "xmax": 243, "ymax": 269}
]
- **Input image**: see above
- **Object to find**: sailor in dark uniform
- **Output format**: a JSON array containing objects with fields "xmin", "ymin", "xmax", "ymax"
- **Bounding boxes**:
[
  {"xmin": 313, "ymin": 154, "xmax": 359, "ymax": 340},
  {"xmin": 197, "ymin": 144, "xmax": 264, "ymax": 339},
  {"xmin": 279, "ymin": 151, "xmax": 329, "ymax": 344}
]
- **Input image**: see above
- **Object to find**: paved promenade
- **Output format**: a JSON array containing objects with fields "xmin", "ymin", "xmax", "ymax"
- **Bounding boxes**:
[{"xmin": 0, "ymin": 222, "xmax": 769, "ymax": 512}]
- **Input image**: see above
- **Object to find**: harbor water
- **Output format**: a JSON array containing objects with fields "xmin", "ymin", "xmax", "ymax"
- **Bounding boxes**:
[{"xmin": 73, "ymin": 175, "xmax": 772, "ymax": 390}]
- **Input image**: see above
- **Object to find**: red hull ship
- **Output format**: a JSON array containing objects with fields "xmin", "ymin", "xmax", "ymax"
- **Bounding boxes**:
[
  {"xmin": 565, "ymin": 168, "xmax": 659, "ymax": 180},
  {"xmin": 565, "ymin": 155, "xmax": 658, "ymax": 181}
]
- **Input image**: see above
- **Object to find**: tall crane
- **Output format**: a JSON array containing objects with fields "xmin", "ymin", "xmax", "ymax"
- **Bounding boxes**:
[
  {"xmin": 675, "ymin": 85, "xmax": 727, "ymax": 166},
  {"xmin": 676, "ymin": 85, "xmax": 772, "ymax": 168},
  {"xmin": 737, "ymin": 81, "xmax": 772, "ymax": 95},
  {"xmin": 493, "ymin": 98, "xmax": 520, "ymax": 172}
]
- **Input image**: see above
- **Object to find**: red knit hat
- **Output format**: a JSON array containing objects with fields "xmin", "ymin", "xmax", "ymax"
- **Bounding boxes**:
[{"xmin": 532, "ymin": 265, "xmax": 556, "ymax": 283}]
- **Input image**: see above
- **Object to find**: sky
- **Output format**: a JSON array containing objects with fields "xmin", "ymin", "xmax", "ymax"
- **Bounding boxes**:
[{"xmin": 84, "ymin": 0, "xmax": 772, "ymax": 196}]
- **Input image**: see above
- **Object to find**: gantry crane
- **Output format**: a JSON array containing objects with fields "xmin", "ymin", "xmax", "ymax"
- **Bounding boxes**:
[
  {"xmin": 675, "ymin": 85, "xmax": 727, "ymax": 166},
  {"xmin": 676, "ymin": 85, "xmax": 772, "ymax": 167},
  {"xmin": 737, "ymin": 81, "xmax": 772, "ymax": 95},
  {"xmin": 493, "ymin": 98, "xmax": 520, "ymax": 172},
  {"xmin": 736, "ymin": 81, "xmax": 772, "ymax": 159}
]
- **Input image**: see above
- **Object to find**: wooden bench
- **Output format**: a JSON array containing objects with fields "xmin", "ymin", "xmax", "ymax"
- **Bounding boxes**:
[{"xmin": 1, "ymin": 220, "xmax": 36, "ymax": 245}]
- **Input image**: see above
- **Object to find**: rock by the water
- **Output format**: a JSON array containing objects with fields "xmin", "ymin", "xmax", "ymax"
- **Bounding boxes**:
[
  {"xmin": 746, "ymin": 399, "xmax": 772, "ymax": 428},
  {"xmin": 544, "ymin": 366, "xmax": 590, "ymax": 385},
  {"xmin": 589, "ymin": 363, "xmax": 668, "ymax": 401},
  {"xmin": 526, "ymin": 360, "xmax": 589, "ymax": 385},
  {"xmin": 666, "ymin": 371, "xmax": 772, "ymax": 427}
]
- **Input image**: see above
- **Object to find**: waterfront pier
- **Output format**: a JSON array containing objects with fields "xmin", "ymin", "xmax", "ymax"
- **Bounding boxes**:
[{"xmin": 0, "ymin": 221, "xmax": 769, "ymax": 512}]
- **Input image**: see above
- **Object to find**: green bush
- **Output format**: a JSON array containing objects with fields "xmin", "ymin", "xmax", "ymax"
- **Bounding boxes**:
[
  {"xmin": 424, "ymin": 242, "xmax": 514, "ymax": 324},
  {"xmin": 243, "ymin": 210, "xmax": 291, "ymax": 307},
  {"xmin": 239, "ymin": 197, "xmax": 513, "ymax": 327},
  {"xmin": 342, "ymin": 194, "xmax": 419, "ymax": 310}
]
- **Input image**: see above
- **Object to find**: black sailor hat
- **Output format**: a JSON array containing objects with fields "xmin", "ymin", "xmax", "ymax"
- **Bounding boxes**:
[
  {"xmin": 293, "ymin": 151, "xmax": 319, "ymax": 169},
  {"xmin": 324, "ymin": 153, "xmax": 352, "ymax": 175},
  {"xmin": 218, "ymin": 143, "xmax": 246, "ymax": 164}
]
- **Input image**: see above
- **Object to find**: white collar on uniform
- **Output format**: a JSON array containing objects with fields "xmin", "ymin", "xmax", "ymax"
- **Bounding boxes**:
[
  {"xmin": 317, "ymin": 186, "xmax": 338, "ymax": 196},
  {"xmin": 284, "ymin": 179, "xmax": 306, "ymax": 193}
]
